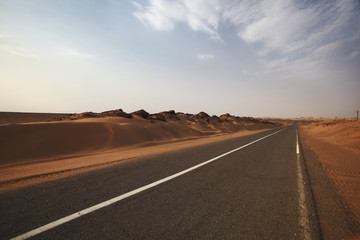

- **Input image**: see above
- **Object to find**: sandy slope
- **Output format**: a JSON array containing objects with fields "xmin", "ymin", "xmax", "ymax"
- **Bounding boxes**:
[
  {"xmin": 0, "ymin": 111, "xmax": 280, "ymax": 192},
  {"xmin": 299, "ymin": 120, "xmax": 360, "ymax": 222},
  {"xmin": 0, "ymin": 112, "xmax": 71, "ymax": 124},
  {"xmin": 0, "ymin": 117, "xmax": 203, "ymax": 165}
]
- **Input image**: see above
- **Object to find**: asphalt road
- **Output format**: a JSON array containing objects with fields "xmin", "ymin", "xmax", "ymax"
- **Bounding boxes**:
[{"xmin": 0, "ymin": 124, "xmax": 321, "ymax": 239}]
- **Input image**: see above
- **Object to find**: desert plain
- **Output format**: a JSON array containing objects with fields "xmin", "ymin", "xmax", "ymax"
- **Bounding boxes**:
[
  {"xmin": 0, "ymin": 109, "xmax": 359, "ymax": 238},
  {"xmin": 299, "ymin": 120, "xmax": 360, "ymax": 231}
]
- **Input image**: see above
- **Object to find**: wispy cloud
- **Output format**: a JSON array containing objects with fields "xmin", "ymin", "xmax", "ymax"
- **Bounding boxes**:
[
  {"xmin": 0, "ymin": 44, "xmax": 39, "ymax": 58},
  {"xmin": 197, "ymin": 53, "xmax": 214, "ymax": 60},
  {"xmin": 0, "ymin": 34, "xmax": 12, "ymax": 39},
  {"xmin": 132, "ymin": 0, "xmax": 360, "ymax": 75},
  {"xmin": 58, "ymin": 49, "xmax": 93, "ymax": 58},
  {"xmin": 132, "ymin": 0, "xmax": 222, "ymax": 40},
  {"xmin": 349, "ymin": 47, "xmax": 360, "ymax": 59},
  {"xmin": 234, "ymin": 1, "xmax": 360, "ymax": 69}
]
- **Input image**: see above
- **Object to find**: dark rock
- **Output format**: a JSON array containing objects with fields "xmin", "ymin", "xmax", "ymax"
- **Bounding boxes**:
[
  {"xmin": 81, "ymin": 112, "xmax": 103, "ymax": 118},
  {"xmin": 220, "ymin": 113, "xmax": 231, "ymax": 121},
  {"xmin": 131, "ymin": 109, "xmax": 150, "ymax": 119},
  {"xmin": 102, "ymin": 109, "xmax": 132, "ymax": 118},
  {"xmin": 160, "ymin": 110, "xmax": 180, "ymax": 120},
  {"xmin": 210, "ymin": 115, "xmax": 222, "ymax": 123},
  {"xmin": 148, "ymin": 113, "xmax": 166, "ymax": 121},
  {"xmin": 167, "ymin": 110, "xmax": 176, "ymax": 115},
  {"xmin": 195, "ymin": 111, "xmax": 210, "ymax": 119}
]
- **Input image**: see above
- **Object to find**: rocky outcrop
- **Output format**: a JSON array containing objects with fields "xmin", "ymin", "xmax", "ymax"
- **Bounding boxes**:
[
  {"xmin": 67, "ymin": 112, "xmax": 104, "ymax": 120},
  {"xmin": 102, "ymin": 109, "xmax": 132, "ymax": 118},
  {"xmin": 195, "ymin": 111, "xmax": 210, "ymax": 119},
  {"xmin": 210, "ymin": 115, "xmax": 222, "ymax": 123},
  {"xmin": 131, "ymin": 109, "xmax": 150, "ymax": 119},
  {"xmin": 220, "ymin": 113, "xmax": 231, "ymax": 121},
  {"xmin": 160, "ymin": 110, "xmax": 180, "ymax": 120},
  {"xmin": 57, "ymin": 108, "xmax": 281, "ymax": 127},
  {"xmin": 148, "ymin": 113, "xmax": 166, "ymax": 121}
]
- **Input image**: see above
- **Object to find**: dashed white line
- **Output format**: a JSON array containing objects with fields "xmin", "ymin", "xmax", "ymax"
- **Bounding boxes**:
[
  {"xmin": 10, "ymin": 128, "xmax": 287, "ymax": 240},
  {"xmin": 296, "ymin": 132, "xmax": 300, "ymax": 154},
  {"xmin": 296, "ymin": 128, "xmax": 311, "ymax": 240}
]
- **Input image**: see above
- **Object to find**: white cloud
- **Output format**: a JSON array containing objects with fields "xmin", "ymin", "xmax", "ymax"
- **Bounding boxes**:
[
  {"xmin": 0, "ymin": 44, "xmax": 39, "ymax": 58},
  {"xmin": 132, "ymin": 0, "xmax": 360, "ymax": 73},
  {"xmin": 197, "ymin": 53, "xmax": 214, "ymax": 60},
  {"xmin": 237, "ymin": 1, "xmax": 357, "ymax": 56},
  {"xmin": 0, "ymin": 33, "xmax": 39, "ymax": 58},
  {"xmin": 232, "ymin": 0, "xmax": 360, "ymax": 73},
  {"xmin": 58, "ymin": 49, "xmax": 93, "ymax": 58},
  {"xmin": 349, "ymin": 47, "xmax": 360, "ymax": 59},
  {"xmin": 132, "ymin": 0, "xmax": 223, "ymax": 40},
  {"xmin": 132, "ymin": 0, "xmax": 181, "ymax": 31}
]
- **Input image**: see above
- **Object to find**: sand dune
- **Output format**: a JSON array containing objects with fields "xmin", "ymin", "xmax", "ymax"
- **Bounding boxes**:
[
  {"xmin": 0, "ymin": 110, "xmax": 279, "ymax": 165},
  {"xmin": 0, "ymin": 110, "xmax": 281, "ymax": 192}
]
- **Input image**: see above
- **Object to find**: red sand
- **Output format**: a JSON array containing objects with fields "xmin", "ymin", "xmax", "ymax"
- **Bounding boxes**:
[
  {"xmin": 0, "ymin": 111, "xmax": 280, "ymax": 193},
  {"xmin": 300, "ymin": 120, "xmax": 360, "ymax": 222}
]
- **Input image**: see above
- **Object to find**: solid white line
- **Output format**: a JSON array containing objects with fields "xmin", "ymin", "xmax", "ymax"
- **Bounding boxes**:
[
  {"xmin": 296, "ymin": 128, "xmax": 311, "ymax": 240},
  {"xmin": 10, "ymin": 128, "xmax": 286, "ymax": 240}
]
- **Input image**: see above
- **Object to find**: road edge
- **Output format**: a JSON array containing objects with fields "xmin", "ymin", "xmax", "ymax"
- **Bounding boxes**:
[
  {"xmin": 298, "ymin": 127, "xmax": 360, "ymax": 239},
  {"xmin": 297, "ymin": 126, "xmax": 323, "ymax": 240}
]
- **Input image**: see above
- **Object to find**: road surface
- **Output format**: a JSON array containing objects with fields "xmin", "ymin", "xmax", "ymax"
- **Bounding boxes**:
[{"xmin": 0, "ymin": 124, "xmax": 321, "ymax": 239}]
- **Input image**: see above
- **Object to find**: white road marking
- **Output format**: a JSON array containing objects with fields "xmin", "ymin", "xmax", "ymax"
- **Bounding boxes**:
[
  {"xmin": 296, "ymin": 133, "xmax": 300, "ymax": 154},
  {"xmin": 11, "ymin": 128, "xmax": 286, "ymax": 240},
  {"xmin": 296, "ymin": 128, "xmax": 311, "ymax": 240}
]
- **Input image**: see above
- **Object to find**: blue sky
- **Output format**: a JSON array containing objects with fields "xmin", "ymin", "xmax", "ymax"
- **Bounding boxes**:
[{"xmin": 1, "ymin": 0, "xmax": 359, "ymax": 118}]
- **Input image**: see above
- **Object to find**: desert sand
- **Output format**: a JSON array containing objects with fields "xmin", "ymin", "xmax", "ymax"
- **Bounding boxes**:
[
  {"xmin": 0, "ymin": 110, "xmax": 280, "ymax": 193},
  {"xmin": 300, "ymin": 120, "xmax": 360, "ymax": 222}
]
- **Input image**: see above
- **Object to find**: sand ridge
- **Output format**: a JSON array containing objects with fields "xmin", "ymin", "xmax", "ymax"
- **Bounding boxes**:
[{"xmin": 0, "ymin": 110, "xmax": 281, "ymax": 193}]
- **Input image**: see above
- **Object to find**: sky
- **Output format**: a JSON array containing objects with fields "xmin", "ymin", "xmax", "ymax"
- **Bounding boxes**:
[{"xmin": 0, "ymin": 0, "xmax": 359, "ymax": 118}]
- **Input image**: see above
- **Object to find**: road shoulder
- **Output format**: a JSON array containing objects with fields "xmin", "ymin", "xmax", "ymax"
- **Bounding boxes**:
[{"xmin": 299, "ymin": 128, "xmax": 360, "ymax": 239}]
